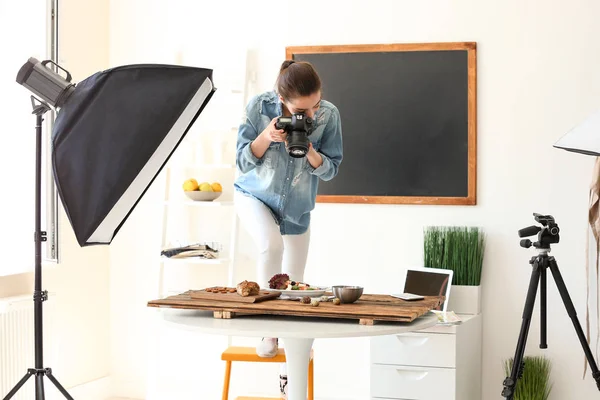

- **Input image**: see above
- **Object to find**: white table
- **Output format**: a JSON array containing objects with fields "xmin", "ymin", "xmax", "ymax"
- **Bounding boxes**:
[{"xmin": 151, "ymin": 308, "xmax": 438, "ymax": 400}]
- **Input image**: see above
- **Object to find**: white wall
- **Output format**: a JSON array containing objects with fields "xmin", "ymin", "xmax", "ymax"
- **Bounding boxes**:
[
  {"xmin": 107, "ymin": 0, "xmax": 600, "ymax": 399},
  {"xmin": 0, "ymin": 0, "xmax": 111, "ymax": 391}
]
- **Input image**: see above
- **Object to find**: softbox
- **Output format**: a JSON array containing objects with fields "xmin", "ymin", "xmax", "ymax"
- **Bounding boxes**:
[
  {"xmin": 553, "ymin": 107, "xmax": 600, "ymax": 383},
  {"xmin": 8, "ymin": 58, "xmax": 215, "ymax": 400},
  {"xmin": 50, "ymin": 63, "xmax": 215, "ymax": 246},
  {"xmin": 554, "ymin": 108, "xmax": 600, "ymax": 156}
]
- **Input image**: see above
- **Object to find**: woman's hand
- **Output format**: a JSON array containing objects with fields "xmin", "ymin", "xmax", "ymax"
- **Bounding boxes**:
[
  {"xmin": 259, "ymin": 117, "xmax": 287, "ymax": 143},
  {"xmin": 306, "ymin": 142, "xmax": 323, "ymax": 169},
  {"xmin": 251, "ymin": 118, "xmax": 286, "ymax": 159}
]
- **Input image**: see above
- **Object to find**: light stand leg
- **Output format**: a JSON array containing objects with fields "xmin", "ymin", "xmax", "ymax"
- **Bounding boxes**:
[
  {"xmin": 548, "ymin": 257, "xmax": 600, "ymax": 389},
  {"xmin": 35, "ymin": 374, "xmax": 45, "ymax": 399},
  {"xmin": 502, "ymin": 257, "xmax": 542, "ymax": 400},
  {"xmin": 3, "ymin": 371, "xmax": 34, "ymax": 400},
  {"xmin": 47, "ymin": 370, "xmax": 74, "ymax": 399},
  {"xmin": 3, "ymin": 98, "xmax": 74, "ymax": 400}
]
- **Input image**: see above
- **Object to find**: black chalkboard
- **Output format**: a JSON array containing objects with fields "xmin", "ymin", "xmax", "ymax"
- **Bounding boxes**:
[{"xmin": 287, "ymin": 43, "xmax": 477, "ymax": 205}]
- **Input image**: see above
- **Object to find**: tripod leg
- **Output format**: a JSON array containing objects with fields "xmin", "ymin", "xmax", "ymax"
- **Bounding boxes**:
[
  {"xmin": 46, "ymin": 369, "xmax": 75, "ymax": 400},
  {"xmin": 540, "ymin": 264, "xmax": 547, "ymax": 349},
  {"xmin": 502, "ymin": 258, "xmax": 541, "ymax": 399},
  {"xmin": 548, "ymin": 257, "xmax": 600, "ymax": 390},
  {"xmin": 3, "ymin": 370, "xmax": 34, "ymax": 400},
  {"xmin": 35, "ymin": 373, "xmax": 45, "ymax": 400}
]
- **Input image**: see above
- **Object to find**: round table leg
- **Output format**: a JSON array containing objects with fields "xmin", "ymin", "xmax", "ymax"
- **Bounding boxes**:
[{"xmin": 281, "ymin": 338, "xmax": 315, "ymax": 400}]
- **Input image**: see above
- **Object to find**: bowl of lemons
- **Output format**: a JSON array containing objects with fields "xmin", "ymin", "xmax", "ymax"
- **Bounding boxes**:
[{"xmin": 182, "ymin": 178, "xmax": 223, "ymax": 201}]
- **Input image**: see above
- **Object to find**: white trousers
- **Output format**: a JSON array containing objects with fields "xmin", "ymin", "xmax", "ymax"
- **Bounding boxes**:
[{"xmin": 234, "ymin": 191, "xmax": 310, "ymax": 289}]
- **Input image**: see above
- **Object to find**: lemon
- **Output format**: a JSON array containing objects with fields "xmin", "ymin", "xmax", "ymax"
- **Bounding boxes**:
[
  {"xmin": 211, "ymin": 182, "xmax": 222, "ymax": 192},
  {"xmin": 199, "ymin": 183, "xmax": 213, "ymax": 191},
  {"xmin": 182, "ymin": 178, "xmax": 199, "ymax": 191}
]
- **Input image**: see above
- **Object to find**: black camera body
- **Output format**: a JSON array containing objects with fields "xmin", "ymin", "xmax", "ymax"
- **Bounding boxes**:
[{"xmin": 275, "ymin": 113, "xmax": 314, "ymax": 158}]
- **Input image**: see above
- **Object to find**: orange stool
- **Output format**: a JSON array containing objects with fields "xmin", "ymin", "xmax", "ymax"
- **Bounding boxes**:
[{"xmin": 221, "ymin": 346, "xmax": 314, "ymax": 400}]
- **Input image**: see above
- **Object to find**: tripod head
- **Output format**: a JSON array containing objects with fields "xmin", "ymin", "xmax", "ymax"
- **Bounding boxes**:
[{"xmin": 518, "ymin": 213, "xmax": 560, "ymax": 250}]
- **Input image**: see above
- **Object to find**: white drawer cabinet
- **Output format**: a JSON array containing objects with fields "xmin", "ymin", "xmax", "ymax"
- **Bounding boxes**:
[
  {"xmin": 371, "ymin": 331, "xmax": 457, "ymax": 368},
  {"xmin": 370, "ymin": 314, "xmax": 482, "ymax": 400},
  {"xmin": 371, "ymin": 364, "xmax": 456, "ymax": 400}
]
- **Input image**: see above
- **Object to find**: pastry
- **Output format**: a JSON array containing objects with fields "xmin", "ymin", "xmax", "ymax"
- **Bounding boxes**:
[{"xmin": 236, "ymin": 280, "xmax": 260, "ymax": 297}]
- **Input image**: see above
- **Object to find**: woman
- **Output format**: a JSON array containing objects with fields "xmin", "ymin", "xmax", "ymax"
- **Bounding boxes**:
[{"xmin": 234, "ymin": 60, "xmax": 343, "ymax": 386}]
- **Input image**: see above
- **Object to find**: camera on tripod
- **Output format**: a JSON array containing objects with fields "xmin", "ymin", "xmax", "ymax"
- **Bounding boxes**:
[
  {"xmin": 517, "ymin": 213, "xmax": 560, "ymax": 250},
  {"xmin": 275, "ymin": 112, "xmax": 314, "ymax": 158}
]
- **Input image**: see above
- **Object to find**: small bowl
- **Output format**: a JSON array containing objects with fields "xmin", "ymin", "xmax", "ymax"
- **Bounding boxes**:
[
  {"xmin": 184, "ymin": 191, "xmax": 222, "ymax": 201},
  {"xmin": 332, "ymin": 285, "xmax": 364, "ymax": 304}
]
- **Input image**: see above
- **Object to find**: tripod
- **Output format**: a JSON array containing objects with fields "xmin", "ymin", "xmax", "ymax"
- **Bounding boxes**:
[
  {"xmin": 502, "ymin": 213, "xmax": 600, "ymax": 399},
  {"xmin": 3, "ymin": 97, "xmax": 74, "ymax": 400}
]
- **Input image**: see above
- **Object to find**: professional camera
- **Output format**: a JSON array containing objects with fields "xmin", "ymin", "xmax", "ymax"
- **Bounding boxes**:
[{"xmin": 275, "ymin": 112, "xmax": 314, "ymax": 158}]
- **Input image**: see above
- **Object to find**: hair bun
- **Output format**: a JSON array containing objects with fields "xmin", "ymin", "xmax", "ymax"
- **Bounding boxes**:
[
  {"xmin": 280, "ymin": 60, "xmax": 296, "ymax": 72},
  {"xmin": 275, "ymin": 60, "xmax": 321, "ymax": 100}
]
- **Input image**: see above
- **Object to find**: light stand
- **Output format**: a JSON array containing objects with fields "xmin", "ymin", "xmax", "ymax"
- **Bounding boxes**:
[
  {"xmin": 7, "ymin": 56, "xmax": 215, "ymax": 400},
  {"xmin": 501, "ymin": 213, "xmax": 600, "ymax": 399},
  {"xmin": 3, "ymin": 96, "xmax": 73, "ymax": 400}
]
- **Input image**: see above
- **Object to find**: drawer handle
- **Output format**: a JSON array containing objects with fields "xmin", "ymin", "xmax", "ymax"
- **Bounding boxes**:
[
  {"xmin": 395, "ymin": 369, "xmax": 429, "ymax": 381},
  {"xmin": 396, "ymin": 336, "xmax": 429, "ymax": 346}
]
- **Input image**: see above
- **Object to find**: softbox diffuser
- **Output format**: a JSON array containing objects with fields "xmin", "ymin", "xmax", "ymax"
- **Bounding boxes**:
[
  {"xmin": 554, "ymin": 109, "xmax": 600, "ymax": 156},
  {"xmin": 51, "ymin": 64, "xmax": 215, "ymax": 246}
]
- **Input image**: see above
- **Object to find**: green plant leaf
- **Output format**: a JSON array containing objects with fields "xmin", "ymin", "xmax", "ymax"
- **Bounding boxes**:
[
  {"xmin": 503, "ymin": 356, "xmax": 553, "ymax": 400},
  {"xmin": 423, "ymin": 226, "xmax": 486, "ymax": 285}
]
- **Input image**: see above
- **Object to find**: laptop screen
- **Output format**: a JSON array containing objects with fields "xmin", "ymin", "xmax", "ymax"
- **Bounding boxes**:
[{"xmin": 403, "ymin": 269, "xmax": 451, "ymax": 311}]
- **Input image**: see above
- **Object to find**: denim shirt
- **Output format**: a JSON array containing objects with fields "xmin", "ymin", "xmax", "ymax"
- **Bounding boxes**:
[{"xmin": 234, "ymin": 91, "xmax": 343, "ymax": 235}]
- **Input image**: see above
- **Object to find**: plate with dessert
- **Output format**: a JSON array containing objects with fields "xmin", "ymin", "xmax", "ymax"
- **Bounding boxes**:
[{"xmin": 267, "ymin": 273, "xmax": 328, "ymax": 297}]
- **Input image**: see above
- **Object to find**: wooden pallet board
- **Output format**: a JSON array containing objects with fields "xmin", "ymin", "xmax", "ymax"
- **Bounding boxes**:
[
  {"xmin": 189, "ymin": 287, "xmax": 282, "ymax": 303},
  {"xmin": 147, "ymin": 292, "xmax": 444, "ymax": 325}
]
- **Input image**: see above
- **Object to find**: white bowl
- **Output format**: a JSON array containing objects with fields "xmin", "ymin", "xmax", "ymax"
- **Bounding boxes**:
[
  {"xmin": 184, "ymin": 190, "xmax": 222, "ymax": 201},
  {"xmin": 272, "ymin": 286, "xmax": 329, "ymax": 297}
]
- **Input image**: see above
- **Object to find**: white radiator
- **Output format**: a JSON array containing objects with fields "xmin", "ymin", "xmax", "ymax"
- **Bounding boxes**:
[{"xmin": 0, "ymin": 294, "xmax": 57, "ymax": 400}]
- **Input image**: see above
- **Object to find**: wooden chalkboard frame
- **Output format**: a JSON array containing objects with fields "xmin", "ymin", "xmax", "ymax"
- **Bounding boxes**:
[{"xmin": 286, "ymin": 42, "xmax": 477, "ymax": 205}]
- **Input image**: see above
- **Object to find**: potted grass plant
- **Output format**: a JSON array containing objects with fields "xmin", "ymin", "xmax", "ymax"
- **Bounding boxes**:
[
  {"xmin": 423, "ymin": 226, "xmax": 486, "ymax": 314},
  {"xmin": 503, "ymin": 356, "xmax": 553, "ymax": 400}
]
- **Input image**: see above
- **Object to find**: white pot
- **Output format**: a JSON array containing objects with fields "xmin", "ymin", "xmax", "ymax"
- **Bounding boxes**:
[{"xmin": 448, "ymin": 285, "xmax": 481, "ymax": 315}]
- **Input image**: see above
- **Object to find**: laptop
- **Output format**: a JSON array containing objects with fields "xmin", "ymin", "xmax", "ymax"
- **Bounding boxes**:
[{"xmin": 397, "ymin": 266, "xmax": 453, "ymax": 311}]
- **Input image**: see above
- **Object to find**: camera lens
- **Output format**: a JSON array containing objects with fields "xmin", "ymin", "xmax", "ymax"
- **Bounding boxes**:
[
  {"xmin": 289, "ymin": 148, "xmax": 307, "ymax": 157},
  {"xmin": 287, "ymin": 130, "xmax": 310, "ymax": 158}
]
